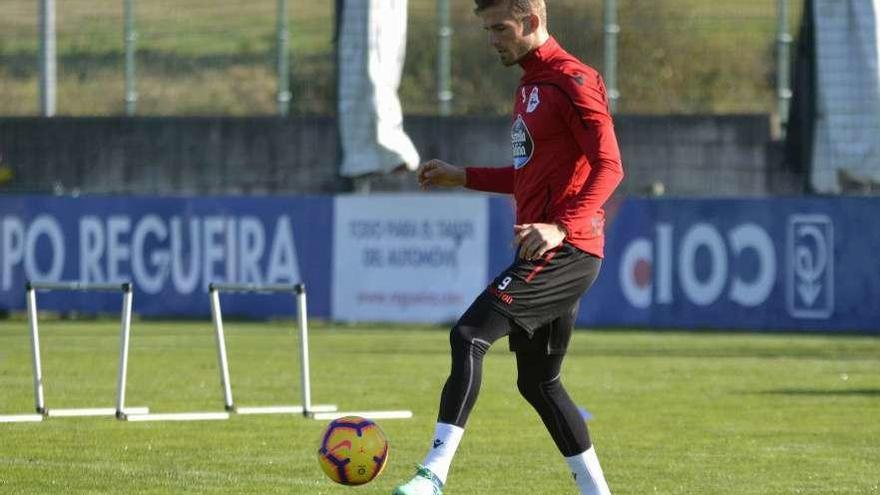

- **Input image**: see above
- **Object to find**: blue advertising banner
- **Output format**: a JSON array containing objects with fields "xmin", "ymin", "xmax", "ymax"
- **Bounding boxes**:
[
  {"xmin": 2, "ymin": 194, "xmax": 878, "ymax": 332},
  {"xmin": 573, "ymin": 197, "xmax": 880, "ymax": 332},
  {"xmin": 0, "ymin": 196, "xmax": 332, "ymax": 319}
]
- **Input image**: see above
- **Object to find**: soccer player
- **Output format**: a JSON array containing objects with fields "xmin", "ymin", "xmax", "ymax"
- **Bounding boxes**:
[{"xmin": 392, "ymin": 1, "xmax": 623, "ymax": 494}]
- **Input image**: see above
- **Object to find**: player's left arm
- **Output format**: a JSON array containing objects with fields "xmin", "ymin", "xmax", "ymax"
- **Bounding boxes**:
[{"xmin": 553, "ymin": 73, "xmax": 624, "ymax": 237}]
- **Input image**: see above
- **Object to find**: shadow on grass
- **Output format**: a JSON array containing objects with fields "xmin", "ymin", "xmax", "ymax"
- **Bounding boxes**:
[
  {"xmin": 563, "ymin": 347, "xmax": 880, "ymax": 362},
  {"xmin": 757, "ymin": 388, "xmax": 880, "ymax": 397},
  {"xmin": 347, "ymin": 344, "xmax": 880, "ymax": 362}
]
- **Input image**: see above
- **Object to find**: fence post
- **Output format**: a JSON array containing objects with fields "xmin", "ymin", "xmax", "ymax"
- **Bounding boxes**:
[
  {"xmin": 277, "ymin": 0, "xmax": 292, "ymax": 117},
  {"xmin": 437, "ymin": 0, "xmax": 453, "ymax": 116},
  {"xmin": 39, "ymin": 0, "xmax": 57, "ymax": 117},
  {"xmin": 776, "ymin": 0, "xmax": 793, "ymax": 137},
  {"xmin": 124, "ymin": 0, "xmax": 138, "ymax": 115},
  {"xmin": 603, "ymin": 0, "xmax": 619, "ymax": 113}
]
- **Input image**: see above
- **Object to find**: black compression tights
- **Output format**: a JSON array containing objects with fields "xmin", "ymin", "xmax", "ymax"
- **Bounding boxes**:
[{"xmin": 436, "ymin": 302, "xmax": 591, "ymax": 457}]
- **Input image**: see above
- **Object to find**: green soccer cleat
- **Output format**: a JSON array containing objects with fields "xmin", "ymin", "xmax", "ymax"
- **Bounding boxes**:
[{"xmin": 392, "ymin": 465, "xmax": 444, "ymax": 495}]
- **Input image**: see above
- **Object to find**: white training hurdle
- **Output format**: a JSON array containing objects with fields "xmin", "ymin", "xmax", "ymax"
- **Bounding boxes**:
[
  {"xmin": 2, "ymin": 281, "xmax": 411, "ymax": 425},
  {"xmin": 209, "ymin": 283, "xmax": 412, "ymax": 421},
  {"xmin": 23, "ymin": 281, "xmax": 149, "ymax": 419},
  {"xmin": 0, "ymin": 414, "xmax": 43, "ymax": 423}
]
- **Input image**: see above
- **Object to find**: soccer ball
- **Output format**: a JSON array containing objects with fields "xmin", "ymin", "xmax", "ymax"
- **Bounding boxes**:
[{"xmin": 317, "ymin": 416, "xmax": 389, "ymax": 485}]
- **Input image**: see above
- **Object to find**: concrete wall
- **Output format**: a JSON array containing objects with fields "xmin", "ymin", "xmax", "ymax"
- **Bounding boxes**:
[{"xmin": 0, "ymin": 115, "xmax": 799, "ymax": 196}]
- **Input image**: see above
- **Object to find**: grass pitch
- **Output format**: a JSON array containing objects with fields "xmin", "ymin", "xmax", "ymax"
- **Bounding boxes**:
[{"xmin": 1, "ymin": 319, "xmax": 878, "ymax": 494}]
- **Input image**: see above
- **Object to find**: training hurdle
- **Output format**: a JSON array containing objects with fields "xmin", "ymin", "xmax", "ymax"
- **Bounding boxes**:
[
  {"xmin": 23, "ymin": 281, "xmax": 149, "ymax": 419},
  {"xmin": 209, "ymin": 283, "xmax": 412, "ymax": 421},
  {"xmin": 0, "ymin": 298, "xmax": 43, "ymax": 422},
  {"xmin": 117, "ymin": 285, "xmax": 230, "ymax": 422},
  {"xmin": 0, "ymin": 413, "xmax": 43, "ymax": 423}
]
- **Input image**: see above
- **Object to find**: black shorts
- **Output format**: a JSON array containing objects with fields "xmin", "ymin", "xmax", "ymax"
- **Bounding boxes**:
[{"xmin": 484, "ymin": 242, "xmax": 601, "ymax": 354}]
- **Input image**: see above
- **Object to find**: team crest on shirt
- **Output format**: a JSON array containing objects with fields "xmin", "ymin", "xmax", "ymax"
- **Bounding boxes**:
[
  {"xmin": 511, "ymin": 114, "xmax": 534, "ymax": 169},
  {"xmin": 526, "ymin": 87, "xmax": 540, "ymax": 113}
]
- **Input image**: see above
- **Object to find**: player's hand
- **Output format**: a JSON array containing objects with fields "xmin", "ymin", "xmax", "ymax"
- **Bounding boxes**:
[
  {"xmin": 513, "ymin": 223, "xmax": 566, "ymax": 260},
  {"xmin": 417, "ymin": 159, "xmax": 466, "ymax": 190}
]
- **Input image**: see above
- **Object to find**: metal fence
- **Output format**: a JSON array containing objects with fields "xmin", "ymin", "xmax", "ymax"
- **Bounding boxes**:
[{"xmin": 0, "ymin": 0, "xmax": 799, "ymax": 119}]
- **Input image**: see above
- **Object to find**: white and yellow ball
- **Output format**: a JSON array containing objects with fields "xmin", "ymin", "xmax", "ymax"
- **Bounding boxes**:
[{"xmin": 317, "ymin": 416, "xmax": 389, "ymax": 485}]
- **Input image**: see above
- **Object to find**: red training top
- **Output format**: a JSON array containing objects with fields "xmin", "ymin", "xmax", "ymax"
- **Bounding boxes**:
[{"xmin": 465, "ymin": 37, "xmax": 624, "ymax": 258}]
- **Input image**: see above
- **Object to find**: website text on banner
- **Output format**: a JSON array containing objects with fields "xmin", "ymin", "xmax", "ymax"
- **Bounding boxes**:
[{"xmin": 332, "ymin": 194, "xmax": 488, "ymax": 323}]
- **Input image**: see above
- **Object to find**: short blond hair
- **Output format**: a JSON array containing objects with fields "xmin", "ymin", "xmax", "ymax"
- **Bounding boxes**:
[{"xmin": 474, "ymin": 0, "xmax": 547, "ymax": 26}]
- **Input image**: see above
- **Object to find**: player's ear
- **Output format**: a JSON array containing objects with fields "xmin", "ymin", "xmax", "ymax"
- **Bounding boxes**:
[{"xmin": 523, "ymin": 13, "xmax": 539, "ymax": 34}]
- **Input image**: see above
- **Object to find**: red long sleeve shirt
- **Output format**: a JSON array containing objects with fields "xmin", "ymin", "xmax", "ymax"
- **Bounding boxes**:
[{"xmin": 465, "ymin": 37, "xmax": 624, "ymax": 258}]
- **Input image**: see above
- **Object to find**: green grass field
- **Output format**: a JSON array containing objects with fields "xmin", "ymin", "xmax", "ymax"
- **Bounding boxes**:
[{"xmin": 1, "ymin": 320, "xmax": 878, "ymax": 494}]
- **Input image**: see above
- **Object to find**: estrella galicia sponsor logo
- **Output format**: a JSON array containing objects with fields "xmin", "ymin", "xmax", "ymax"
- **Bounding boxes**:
[
  {"xmin": 511, "ymin": 114, "xmax": 534, "ymax": 169},
  {"xmin": 787, "ymin": 215, "xmax": 834, "ymax": 319},
  {"xmin": 526, "ymin": 87, "xmax": 540, "ymax": 113}
]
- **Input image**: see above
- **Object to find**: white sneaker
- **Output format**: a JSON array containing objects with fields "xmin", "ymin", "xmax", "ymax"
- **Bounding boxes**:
[{"xmin": 392, "ymin": 465, "xmax": 444, "ymax": 495}]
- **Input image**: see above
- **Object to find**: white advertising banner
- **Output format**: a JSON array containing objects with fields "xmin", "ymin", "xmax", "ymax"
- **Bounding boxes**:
[{"xmin": 333, "ymin": 194, "xmax": 489, "ymax": 323}]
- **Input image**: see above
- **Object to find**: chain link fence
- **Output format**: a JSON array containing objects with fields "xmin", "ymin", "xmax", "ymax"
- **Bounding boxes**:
[
  {"xmin": 0, "ymin": 0, "xmax": 800, "ymax": 117},
  {"xmin": 0, "ymin": 0, "xmax": 335, "ymax": 116}
]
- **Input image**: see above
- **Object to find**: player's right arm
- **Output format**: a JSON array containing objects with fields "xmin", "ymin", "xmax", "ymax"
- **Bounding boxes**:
[
  {"xmin": 418, "ymin": 159, "xmax": 466, "ymax": 189},
  {"xmin": 418, "ymin": 159, "xmax": 514, "ymax": 194},
  {"xmin": 464, "ymin": 165, "xmax": 514, "ymax": 194}
]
